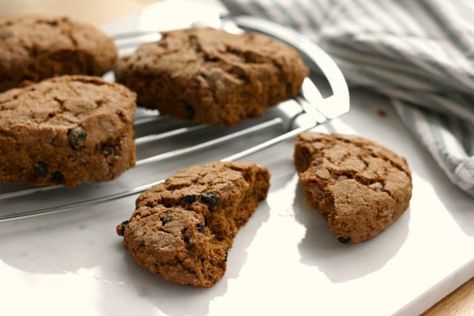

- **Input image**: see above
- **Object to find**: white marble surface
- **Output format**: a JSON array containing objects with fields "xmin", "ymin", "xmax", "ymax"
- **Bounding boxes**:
[{"xmin": 1, "ymin": 1, "xmax": 473, "ymax": 315}]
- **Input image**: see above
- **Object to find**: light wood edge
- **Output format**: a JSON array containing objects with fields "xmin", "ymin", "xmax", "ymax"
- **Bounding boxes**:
[{"xmin": 423, "ymin": 278, "xmax": 474, "ymax": 315}]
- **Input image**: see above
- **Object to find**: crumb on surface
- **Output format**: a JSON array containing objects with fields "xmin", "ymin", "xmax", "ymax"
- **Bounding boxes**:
[{"xmin": 377, "ymin": 109, "xmax": 387, "ymax": 117}]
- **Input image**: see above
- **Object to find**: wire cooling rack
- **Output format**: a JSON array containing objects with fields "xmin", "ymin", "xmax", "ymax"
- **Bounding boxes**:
[{"xmin": 0, "ymin": 16, "xmax": 349, "ymax": 222}]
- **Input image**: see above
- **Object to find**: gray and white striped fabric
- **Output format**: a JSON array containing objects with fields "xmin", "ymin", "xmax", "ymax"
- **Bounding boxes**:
[{"xmin": 222, "ymin": 0, "xmax": 474, "ymax": 197}]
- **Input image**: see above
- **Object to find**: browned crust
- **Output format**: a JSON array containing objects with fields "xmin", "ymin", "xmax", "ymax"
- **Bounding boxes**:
[
  {"xmin": 0, "ymin": 75, "xmax": 136, "ymax": 186},
  {"xmin": 0, "ymin": 15, "xmax": 117, "ymax": 92},
  {"xmin": 115, "ymin": 27, "xmax": 308, "ymax": 126},
  {"xmin": 294, "ymin": 132, "xmax": 412, "ymax": 243}
]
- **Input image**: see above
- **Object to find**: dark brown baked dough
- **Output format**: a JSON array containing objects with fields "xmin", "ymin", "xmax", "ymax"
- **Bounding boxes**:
[
  {"xmin": 294, "ymin": 132, "xmax": 412, "ymax": 244},
  {"xmin": 0, "ymin": 16, "xmax": 117, "ymax": 92},
  {"xmin": 0, "ymin": 75, "xmax": 136, "ymax": 187},
  {"xmin": 115, "ymin": 27, "xmax": 308, "ymax": 126},
  {"xmin": 117, "ymin": 161, "xmax": 270, "ymax": 287}
]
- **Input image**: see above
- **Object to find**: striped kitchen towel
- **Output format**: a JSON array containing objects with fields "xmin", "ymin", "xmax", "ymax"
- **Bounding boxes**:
[{"xmin": 222, "ymin": 0, "xmax": 474, "ymax": 197}]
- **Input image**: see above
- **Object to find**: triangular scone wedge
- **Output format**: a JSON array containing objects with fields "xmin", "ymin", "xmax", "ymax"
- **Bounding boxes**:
[{"xmin": 117, "ymin": 161, "xmax": 270, "ymax": 287}]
